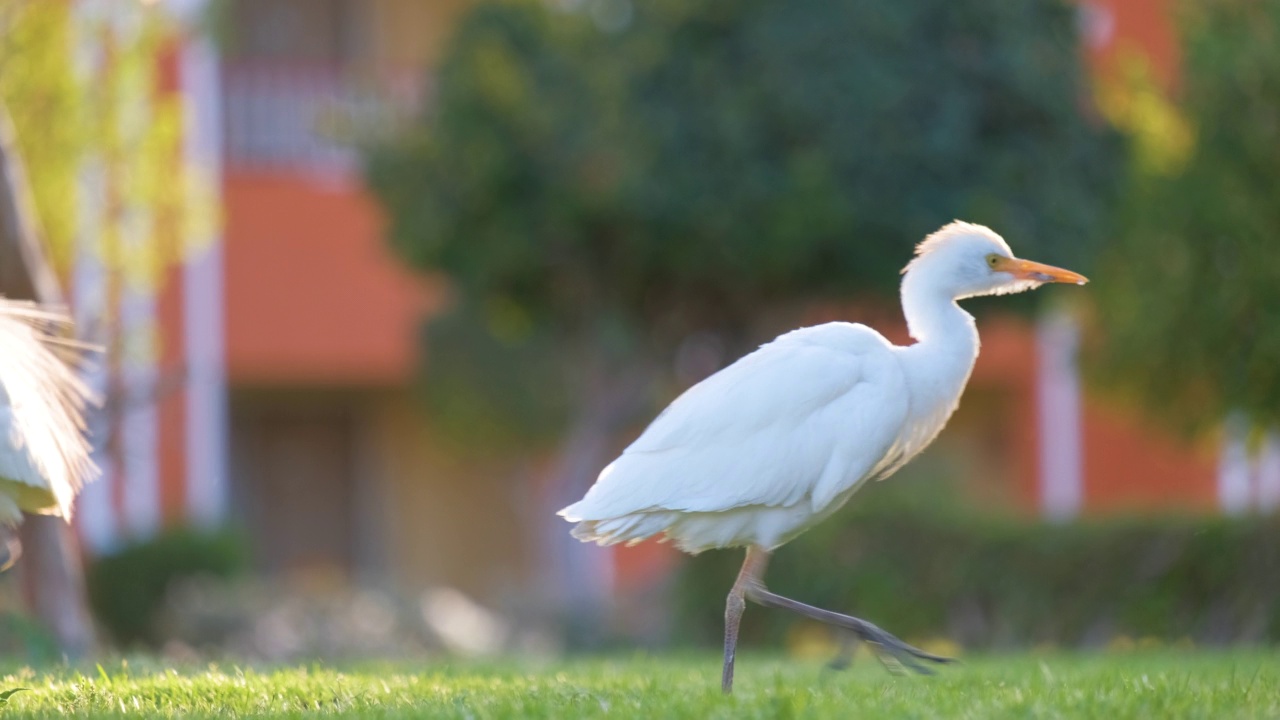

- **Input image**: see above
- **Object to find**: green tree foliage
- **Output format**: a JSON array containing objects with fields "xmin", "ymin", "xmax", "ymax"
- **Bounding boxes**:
[
  {"xmin": 369, "ymin": 0, "xmax": 1119, "ymax": 444},
  {"xmin": 0, "ymin": 0, "xmax": 81, "ymax": 273},
  {"xmin": 1087, "ymin": 1, "xmax": 1280, "ymax": 435},
  {"xmin": 0, "ymin": 0, "xmax": 211, "ymax": 283}
]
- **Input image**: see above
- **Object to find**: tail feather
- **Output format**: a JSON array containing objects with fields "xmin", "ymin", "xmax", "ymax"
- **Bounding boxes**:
[{"xmin": 567, "ymin": 511, "xmax": 674, "ymax": 547}]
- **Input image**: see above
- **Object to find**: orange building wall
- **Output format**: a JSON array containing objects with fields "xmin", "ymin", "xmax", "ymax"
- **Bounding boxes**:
[
  {"xmin": 156, "ymin": 38, "xmax": 188, "ymax": 527},
  {"xmin": 158, "ymin": 264, "xmax": 187, "ymax": 522},
  {"xmin": 1081, "ymin": 404, "xmax": 1217, "ymax": 513},
  {"xmin": 970, "ymin": 317, "xmax": 1042, "ymax": 512},
  {"xmin": 1082, "ymin": 0, "xmax": 1181, "ymax": 89},
  {"xmin": 984, "ymin": 316, "xmax": 1216, "ymax": 515},
  {"xmin": 223, "ymin": 170, "xmax": 444, "ymax": 387}
]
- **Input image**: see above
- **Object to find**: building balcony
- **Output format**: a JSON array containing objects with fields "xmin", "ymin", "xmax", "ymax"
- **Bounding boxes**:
[{"xmin": 221, "ymin": 60, "xmax": 424, "ymax": 175}]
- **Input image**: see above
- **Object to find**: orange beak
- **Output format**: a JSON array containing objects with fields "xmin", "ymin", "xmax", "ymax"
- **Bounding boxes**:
[{"xmin": 993, "ymin": 257, "xmax": 1088, "ymax": 285}]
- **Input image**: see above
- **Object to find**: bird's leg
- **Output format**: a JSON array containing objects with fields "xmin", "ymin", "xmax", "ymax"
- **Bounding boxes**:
[
  {"xmin": 827, "ymin": 630, "xmax": 858, "ymax": 670},
  {"xmin": 0, "ymin": 529, "xmax": 20, "ymax": 572},
  {"xmin": 740, "ymin": 547, "xmax": 953, "ymax": 676},
  {"xmin": 722, "ymin": 545, "xmax": 770, "ymax": 694}
]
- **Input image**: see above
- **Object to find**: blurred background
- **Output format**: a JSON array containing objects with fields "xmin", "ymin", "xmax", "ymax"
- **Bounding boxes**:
[{"xmin": 0, "ymin": 0, "xmax": 1277, "ymax": 663}]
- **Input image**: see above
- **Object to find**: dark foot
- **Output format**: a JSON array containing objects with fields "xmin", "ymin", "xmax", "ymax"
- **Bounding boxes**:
[
  {"xmin": 746, "ymin": 582, "xmax": 954, "ymax": 676},
  {"xmin": 854, "ymin": 618, "xmax": 953, "ymax": 676}
]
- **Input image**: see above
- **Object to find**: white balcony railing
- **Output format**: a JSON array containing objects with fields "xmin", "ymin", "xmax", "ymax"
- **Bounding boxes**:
[{"xmin": 222, "ymin": 61, "xmax": 423, "ymax": 174}]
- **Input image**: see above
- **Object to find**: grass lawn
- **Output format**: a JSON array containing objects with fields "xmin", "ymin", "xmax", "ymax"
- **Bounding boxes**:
[{"xmin": 1, "ymin": 650, "xmax": 1277, "ymax": 718}]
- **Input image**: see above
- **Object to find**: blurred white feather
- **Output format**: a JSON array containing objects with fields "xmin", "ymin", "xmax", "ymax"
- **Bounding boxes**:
[{"xmin": 0, "ymin": 297, "xmax": 97, "ymax": 526}]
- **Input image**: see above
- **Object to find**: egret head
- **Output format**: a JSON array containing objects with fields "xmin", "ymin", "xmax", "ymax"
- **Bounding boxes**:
[{"xmin": 903, "ymin": 221, "xmax": 1087, "ymax": 300}]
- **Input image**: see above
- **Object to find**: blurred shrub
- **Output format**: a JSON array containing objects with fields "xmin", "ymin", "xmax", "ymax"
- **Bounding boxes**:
[
  {"xmin": 674, "ymin": 498, "xmax": 1280, "ymax": 649},
  {"xmin": 0, "ymin": 611, "xmax": 59, "ymax": 665},
  {"xmin": 86, "ymin": 527, "xmax": 249, "ymax": 648}
]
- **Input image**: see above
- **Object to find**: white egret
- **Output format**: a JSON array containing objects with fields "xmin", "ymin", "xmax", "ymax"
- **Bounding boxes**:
[
  {"xmin": 560, "ymin": 221, "xmax": 1087, "ymax": 691},
  {"xmin": 0, "ymin": 298, "xmax": 95, "ymax": 533}
]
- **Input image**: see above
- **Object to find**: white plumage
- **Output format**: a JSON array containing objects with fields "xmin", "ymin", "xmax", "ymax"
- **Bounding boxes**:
[
  {"xmin": 565, "ymin": 323, "xmax": 909, "ymax": 551},
  {"xmin": 557, "ymin": 221, "xmax": 1088, "ymax": 691},
  {"xmin": 561, "ymin": 222, "xmax": 1085, "ymax": 552},
  {"xmin": 0, "ymin": 298, "xmax": 96, "ymax": 527}
]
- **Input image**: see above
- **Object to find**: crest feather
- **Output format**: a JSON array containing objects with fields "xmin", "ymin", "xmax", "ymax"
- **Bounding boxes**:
[
  {"xmin": 902, "ymin": 221, "xmax": 1010, "ymax": 274},
  {"xmin": 914, "ymin": 221, "xmax": 999, "ymax": 256}
]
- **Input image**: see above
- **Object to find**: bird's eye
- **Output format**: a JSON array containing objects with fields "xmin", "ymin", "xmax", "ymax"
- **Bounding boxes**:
[{"xmin": 986, "ymin": 254, "xmax": 1001, "ymax": 268}]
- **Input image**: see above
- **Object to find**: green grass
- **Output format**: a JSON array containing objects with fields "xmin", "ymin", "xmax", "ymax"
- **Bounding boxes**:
[{"xmin": 1, "ymin": 650, "xmax": 1278, "ymax": 718}]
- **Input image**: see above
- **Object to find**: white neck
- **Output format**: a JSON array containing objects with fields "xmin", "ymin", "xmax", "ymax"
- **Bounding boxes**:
[
  {"xmin": 895, "ymin": 262, "xmax": 981, "ymax": 398},
  {"xmin": 903, "ymin": 262, "xmax": 978, "ymax": 340}
]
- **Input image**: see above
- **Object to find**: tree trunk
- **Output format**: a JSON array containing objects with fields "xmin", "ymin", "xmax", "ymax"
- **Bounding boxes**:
[
  {"xmin": 19, "ymin": 515, "xmax": 95, "ymax": 659},
  {"xmin": 544, "ymin": 353, "xmax": 655, "ymax": 648},
  {"xmin": 0, "ymin": 102, "xmax": 98, "ymax": 658}
]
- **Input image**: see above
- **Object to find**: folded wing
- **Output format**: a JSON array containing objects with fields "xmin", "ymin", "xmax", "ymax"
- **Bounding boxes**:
[{"xmin": 561, "ymin": 323, "xmax": 910, "ymax": 527}]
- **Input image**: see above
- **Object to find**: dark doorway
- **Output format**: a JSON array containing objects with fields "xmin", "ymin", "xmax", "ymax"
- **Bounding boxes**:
[{"xmin": 232, "ymin": 399, "xmax": 357, "ymax": 582}]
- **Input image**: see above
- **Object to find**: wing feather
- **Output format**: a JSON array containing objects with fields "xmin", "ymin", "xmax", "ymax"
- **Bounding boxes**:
[{"xmin": 562, "ymin": 323, "xmax": 910, "ymax": 523}]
